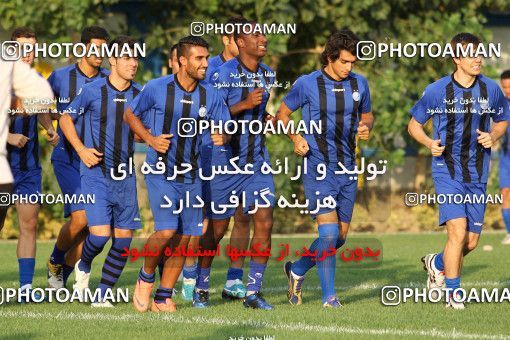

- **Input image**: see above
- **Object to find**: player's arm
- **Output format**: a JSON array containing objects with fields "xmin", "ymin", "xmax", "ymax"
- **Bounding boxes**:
[
  {"xmin": 7, "ymin": 132, "xmax": 29, "ymax": 149},
  {"xmin": 276, "ymin": 101, "xmax": 309, "ymax": 156},
  {"xmin": 358, "ymin": 112, "xmax": 374, "ymax": 141},
  {"xmin": 228, "ymin": 88, "xmax": 264, "ymax": 116},
  {"xmin": 123, "ymin": 108, "xmax": 171, "ymax": 153},
  {"xmin": 476, "ymin": 121, "xmax": 508, "ymax": 148},
  {"xmin": 59, "ymin": 112, "xmax": 102, "ymax": 168},
  {"xmin": 408, "ymin": 117, "xmax": 444, "ymax": 156},
  {"xmin": 37, "ymin": 111, "xmax": 59, "ymax": 146}
]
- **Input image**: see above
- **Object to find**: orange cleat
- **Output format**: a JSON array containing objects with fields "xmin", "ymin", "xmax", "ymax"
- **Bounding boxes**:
[
  {"xmin": 133, "ymin": 279, "xmax": 154, "ymax": 312},
  {"xmin": 151, "ymin": 298, "xmax": 177, "ymax": 312}
]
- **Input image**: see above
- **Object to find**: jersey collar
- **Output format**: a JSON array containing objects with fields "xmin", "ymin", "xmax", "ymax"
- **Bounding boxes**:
[
  {"xmin": 106, "ymin": 76, "xmax": 132, "ymax": 93},
  {"xmin": 75, "ymin": 63, "xmax": 102, "ymax": 79},
  {"xmin": 450, "ymin": 73, "xmax": 479, "ymax": 89},
  {"xmin": 321, "ymin": 68, "xmax": 352, "ymax": 82}
]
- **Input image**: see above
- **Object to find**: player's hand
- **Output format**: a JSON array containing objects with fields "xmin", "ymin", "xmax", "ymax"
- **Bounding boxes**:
[
  {"xmin": 78, "ymin": 148, "xmax": 103, "ymax": 168},
  {"xmin": 211, "ymin": 133, "xmax": 229, "ymax": 146},
  {"xmin": 358, "ymin": 121, "xmax": 370, "ymax": 140},
  {"xmin": 245, "ymin": 88, "xmax": 264, "ymax": 109},
  {"xmin": 293, "ymin": 135, "xmax": 309, "ymax": 157},
  {"xmin": 148, "ymin": 134, "xmax": 173, "ymax": 153},
  {"xmin": 428, "ymin": 139, "xmax": 445, "ymax": 157},
  {"xmin": 46, "ymin": 129, "xmax": 60, "ymax": 147},
  {"xmin": 265, "ymin": 113, "xmax": 277, "ymax": 130},
  {"xmin": 7, "ymin": 133, "xmax": 29, "ymax": 148},
  {"xmin": 476, "ymin": 129, "xmax": 493, "ymax": 148}
]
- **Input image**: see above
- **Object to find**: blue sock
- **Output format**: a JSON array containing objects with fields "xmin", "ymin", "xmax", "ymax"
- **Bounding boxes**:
[
  {"xmin": 503, "ymin": 209, "xmax": 510, "ymax": 234},
  {"xmin": 292, "ymin": 235, "xmax": 345, "ymax": 277},
  {"xmin": 434, "ymin": 252, "xmax": 444, "ymax": 271},
  {"xmin": 79, "ymin": 234, "xmax": 109, "ymax": 273},
  {"xmin": 63, "ymin": 264, "xmax": 74, "ymax": 286},
  {"xmin": 445, "ymin": 276, "xmax": 461, "ymax": 299},
  {"xmin": 226, "ymin": 267, "xmax": 243, "ymax": 281},
  {"xmin": 138, "ymin": 267, "xmax": 155, "ymax": 283},
  {"xmin": 154, "ymin": 286, "xmax": 173, "ymax": 303},
  {"xmin": 246, "ymin": 261, "xmax": 267, "ymax": 293},
  {"xmin": 50, "ymin": 245, "xmax": 66, "ymax": 265},
  {"xmin": 183, "ymin": 263, "xmax": 198, "ymax": 280},
  {"xmin": 196, "ymin": 266, "xmax": 211, "ymax": 290},
  {"xmin": 98, "ymin": 237, "xmax": 132, "ymax": 300},
  {"xmin": 316, "ymin": 223, "xmax": 339, "ymax": 304},
  {"xmin": 18, "ymin": 258, "xmax": 35, "ymax": 289}
]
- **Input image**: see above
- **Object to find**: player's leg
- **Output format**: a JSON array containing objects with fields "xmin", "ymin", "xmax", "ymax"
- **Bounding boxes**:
[
  {"xmin": 443, "ymin": 217, "xmax": 468, "ymax": 308},
  {"xmin": 223, "ymin": 206, "xmax": 250, "ymax": 300},
  {"xmin": 152, "ymin": 234, "xmax": 191, "ymax": 312},
  {"xmin": 16, "ymin": 201, "xmax": 40, "ymax": 293},
  {"xmin": 180, "ymin": 216, "xmax": 207, "ymax": 301},
  {"xmin": 63, "ymin": 228, "xmax": 87, "ymax": 287},
  {"xmin": 193, "ymin": 217, "xmax": 229, "ymax": 308},
  {"xmin": 501, "ymin": 187, "xmax": 510, "ymax": 244},
  {"xmin": 134, "ymin": 175, "xmax": 178, "ymax": 312},
  {"xmin": 243, "ymin": 206, "xmax": 274, "ymax": 310},
  {"xmin": 48, "ymin": 161, "xmax": 87, "ymax": 287}
]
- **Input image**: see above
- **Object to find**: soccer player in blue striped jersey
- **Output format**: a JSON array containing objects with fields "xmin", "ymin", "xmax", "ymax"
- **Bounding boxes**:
[
  {"xmin": 58, "ymin": 36, "xmax": 142, "ymax": 307},
  {"xmin": 46, "ymin": 26, "xmax": 110, "ymax": 289},
  {"xmin": 409, "ymin": 33, "xmax": 509, "ymax": 309},
  {"xmin": 196, "ymin": 19, "xmax": 276, "ymax": 310},
  {"xmin": 125, "ymin": 36, "xmax": 230, "ymax": 313},
  {"xmin": 6, "ymin": 27, "xmax": 59, "ymax": 299},
  {"xmin": 181, "ymin": 16, "xmax": 249, "ymax": 302},
  {"xmin": 499, "ymin": 70, "xmax": 510, "ymax": 245},
  {"xmin": 277, "ymin": 30, "xmax": 373, "ymax": 308}
]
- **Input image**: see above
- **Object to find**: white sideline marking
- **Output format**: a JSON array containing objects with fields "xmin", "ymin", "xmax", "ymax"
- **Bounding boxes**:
[
  {"xmin": 263, "ymin": 280, "xmax": 510, "ymax": 292},
  {"xmin": 0, "ymin": 310, "xmax": 508, "ymax": 339}
]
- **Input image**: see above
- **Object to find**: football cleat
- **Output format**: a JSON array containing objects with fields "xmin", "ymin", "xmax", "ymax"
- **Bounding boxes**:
[
  {"xmin": 192, "ymin": 289, "xmax": 210, "ymax": 308},
  {"xmin": 222, "ymin": 279, "xmax": 247, "ymax": 300},
  {"xmin": 47, "ymin": 260, "xmax": 64, "ymax": 289},
  {"xmin": 91, "ymin": 300, "xmax": 114, "ymax": 308},
  {"xmin": 422, "ymin": 254, "xmax": 445, "ymax": 300},
  {"xmin": 243, "ymin": 292, "xmax": 273, "ymax": 310},
  {"xmin": 323, "ymin": 295, "xmax": 342, "ymax": 308},
  {"xmin": 151, "ymin": 298, "xmax": 177, "ymax": 312},
  {"xmin": 18, "ymin": 288, "xmax": 45, "ymax": 303},
  {"xmin": 284, "ymin": 261, "xmax": 304, "ymax": 305},
  {"xmin": 133, "ymin": 278, "xmax": 154, "ymax": 313},
  {"xmin": 181, "ymin": 278, "xmax": 196, "ymax": 301},
  {"xmin": 72, "ymin": 260, "xmax": 90, "ymax": 298},
  {"xmin": 502, "ymin": 234, "xmax": 510, "ymax": 245}
]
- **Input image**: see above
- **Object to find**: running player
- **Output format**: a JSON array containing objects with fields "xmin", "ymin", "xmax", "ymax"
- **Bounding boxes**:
[
  {"xmin": 46, "ymin": 26, "xmax": 110, "ymax": 288},
  {"xmin": 59, "ymin": 36, "xmax": 142, "ymax": 307},
  {"xmin": 409, "ymin": 33, "xmax": 509, "ymax": 309},
  {"xmin": 126, "ymin": 36, "xmax": 230, "ymax": 313},
  {"xmin": 7, "ymin": 27, "xmax": 59, "ymax": 298},
  {"xmin": 194, "ymin": 19, "xmax": 276, "ymax": 310},
  {"xmin": 277, "ymin": 29, "xmax": 373, "ymax": 307}
]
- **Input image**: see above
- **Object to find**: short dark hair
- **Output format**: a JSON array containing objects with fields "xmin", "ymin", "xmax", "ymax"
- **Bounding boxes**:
[
  {"xmin": 501, "ymin": 70, "xmax": 510, "ymax": 80},
  {"xmin": 233, "ymin": 18, "xmax": 256, "ymax": 43},
  {"xmin": 224, "ymin": 16, "xmax": 246, "ymax": 37},
  {"xmin": 11, "ymin": 27, "xmax": 36, "ymax": 41},
  {"xmin": 320, "ymin": 29, "xmax": 359, "ymax": 65},
  {"xmin": 81, "ymin": 26, "xmax": 109, "ymax": 45},
  {"xmin": 450, "ymin": 33, "xmax": 481, "ymax": 58},
  {"xmin": 108, "ymin": 35, "xmax": 136, "ymax": 56},
  {"xmin": 177, "ymin": 35, "xmax": 209, "ymax": 64},
  {"xmin": 169, "ymin": 43, "xmax": 178, "ymax": 58}
]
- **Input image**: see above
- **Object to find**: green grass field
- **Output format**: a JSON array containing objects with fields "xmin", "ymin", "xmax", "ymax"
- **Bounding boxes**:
[{"xmin": 0, "ymin": 232, "xmax": 509, "ymax": 339}]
